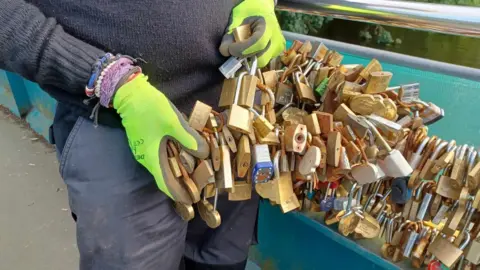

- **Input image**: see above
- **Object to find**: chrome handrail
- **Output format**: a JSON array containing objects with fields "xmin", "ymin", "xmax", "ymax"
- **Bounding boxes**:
[{"xmin": 277, "ymin": 0, "xmax": 480, "ymax": 38}]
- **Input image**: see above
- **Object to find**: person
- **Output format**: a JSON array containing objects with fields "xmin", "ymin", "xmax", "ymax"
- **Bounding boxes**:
[{"xmin": 0, "ymin": 0, "xmax": 285, "ymax": 269}]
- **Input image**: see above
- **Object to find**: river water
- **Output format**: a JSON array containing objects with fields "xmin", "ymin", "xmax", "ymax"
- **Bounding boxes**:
[{"xmin": 311, "ymin": 19, "xmax": 480, "ymax": 69}]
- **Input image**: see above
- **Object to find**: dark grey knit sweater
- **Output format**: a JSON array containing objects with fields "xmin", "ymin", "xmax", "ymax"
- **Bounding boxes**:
[{"xmin": 0, "ymin": 0, "xmax": 234, "ymax": 128}]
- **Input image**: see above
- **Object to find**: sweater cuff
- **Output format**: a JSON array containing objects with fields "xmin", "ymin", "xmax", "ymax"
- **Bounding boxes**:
[{"xmin": 37, "ymin": 27, "xmax": 105, "ymax": 95}]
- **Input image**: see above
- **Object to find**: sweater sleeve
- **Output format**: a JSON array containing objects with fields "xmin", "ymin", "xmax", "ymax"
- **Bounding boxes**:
[{"xmin": 0, "ymin": 0, "xmax": 105, "ymax": 94}]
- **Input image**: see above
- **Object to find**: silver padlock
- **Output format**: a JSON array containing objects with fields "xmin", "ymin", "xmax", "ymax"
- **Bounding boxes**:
[{"xmin": 364, "ymin": 118, "xmax": 413, "ymax": 177}]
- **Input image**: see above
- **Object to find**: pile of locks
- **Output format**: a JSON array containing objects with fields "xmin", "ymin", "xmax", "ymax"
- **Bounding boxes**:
[{"xmin": 170, "ymin": 27, "xmax": 480, "ymax": 269}]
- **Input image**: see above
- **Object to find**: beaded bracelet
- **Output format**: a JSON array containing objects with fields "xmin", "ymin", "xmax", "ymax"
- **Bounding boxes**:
[{"xmin": 85, "ymin": 53, "xmax": 115, "ymax": 97}]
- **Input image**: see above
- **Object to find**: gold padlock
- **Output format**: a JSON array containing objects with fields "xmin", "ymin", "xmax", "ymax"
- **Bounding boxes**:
[
  {"xmin": 364, "ymin": 71, "xmax": 393, "ymax": 94},
  {"xmin": 227, "ymin": 72, "xmax": 251, "ymax": 134},
  {"xmin": 309, "ymin": 41, "xmax": 328, "ymax": 62},
  {"xmin": 236, "ymin": 135, "xmax": 251, "ymax": 178},
  {"xmin": 303, "ymin": 113, "xmax": 321, "ymax": 135},
  {"xmin": 357, "ymin": 58, "xmax": 382, "ymax": 83},
  {"xmin": 284, "ymin": 124, "xmax": 308, "ymax": 153},
  {"xmin": 218, "ymin": 78, "xmax": 237, "ymax": 108},
  {"xmin": 340, "ymin": 64, "xmax": 364, "ymax": 82},
  {"xmin": 276, "ymin": 82, "xmax": 294, "ymax": 106},
  {"xmin": 188, "ymin": 101, "xmax": 212, "ymax": 132},
  {"xmin": 250, "ymin": 108, "xmax": 274, "ymax": 139},
  {"xmin": 262, "ymin": 70, "xmax": 278, "ymax": 90},
  {"xmin": 294, "ymin": 71, "xmax": 316, "ymax": 103},
  {"xmin": 238, "ymin": 58, "xmax": 259, "ymax": 108}
]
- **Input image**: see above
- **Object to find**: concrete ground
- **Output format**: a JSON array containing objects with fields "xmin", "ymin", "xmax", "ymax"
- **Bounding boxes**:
[
  {"xmin": 0, "ymin": 109, "xmax": 261, "ymax": 270},
  {"xmin": 0, "ymin": 110, "xmax": 78, "ymax": 269}
]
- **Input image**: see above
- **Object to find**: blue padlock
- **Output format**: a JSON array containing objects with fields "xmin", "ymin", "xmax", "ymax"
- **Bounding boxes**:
[
  {"xmin": 252, "ymin": 144, "xmax": 274, "ymax": 183},
  {"xmin": 391, "ymin": 176, "xmax": 412, "ymax": 204}
]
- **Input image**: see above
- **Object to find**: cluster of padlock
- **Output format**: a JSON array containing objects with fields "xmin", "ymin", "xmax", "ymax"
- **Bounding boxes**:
[{"xmin": 169, "ymin": 24, "xmax": 480, "ymax": 269}]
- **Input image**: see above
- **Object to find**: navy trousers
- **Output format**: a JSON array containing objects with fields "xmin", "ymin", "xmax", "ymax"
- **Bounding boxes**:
[{"xmin": 52, "ymin": 108, "xmax": 258, "ymax": 270}]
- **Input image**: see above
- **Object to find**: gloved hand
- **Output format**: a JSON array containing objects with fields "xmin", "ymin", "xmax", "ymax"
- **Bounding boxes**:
[
  {"xmin": 113, "ymin": 74, "xmax": 209, "ymax": 205},
  {"xmin": 219, "ymin": 0, "xmax": 286, "ymax": 68}
]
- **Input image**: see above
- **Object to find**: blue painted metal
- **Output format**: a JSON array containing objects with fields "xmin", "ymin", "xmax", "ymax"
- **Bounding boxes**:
[
  {"xmin": 0, "ymin": 71, "xmax": 56, "ymax": 140},
  {"xmin": 250, "ymin": 201, "xmax": 400, "ymax": 270}
]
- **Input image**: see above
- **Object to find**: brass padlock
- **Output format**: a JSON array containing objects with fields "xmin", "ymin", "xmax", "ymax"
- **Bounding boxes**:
[
  {"xmin": 295, "ymin": 71, "xmax": 316, "ymax": 103},
  {"xmin": 272, "ymin": 152, "xmax": 301, "ymax": 213},
  {"xmin": 238, "ymin": 57, "xmax": 258, "ymax": 108},
  {"xmin": 236, "ymin": 135, "xmax": 251, "ymax": 178},
  {"xmin": 218, "ymin": 77, "xmax": 237, "ymax": 108},
  {"xmin": 327, "ymin": 51, "xmax": 344, "ymax": 67},
  {"xmin": 216, "ymin": 136, "xmax": 233, "ymax": 191},
  {"xmin": 179, "ymin": 149, "xmax": 196, "ymax": 174},
  {"xmin": 357, "ymin": 58, "xmax": 382, "ymax": 83},
  {"xmin": 313, "ymin": 112, "xmax": 333, "ymax": 134},
  {"xmin": 198, "ymin": 188, "xmax": 222, "ymax": 228},
  {"xmin": 298, "ymin": 40, "xmax": 312, "ymax": 54},
  {"xmin": 326, "ymin": 131, "xmax": 342, "ymax": 167},
  {"xmin": 420, "ymin": 140, "xmax": 448, "ymax": 180},
  {"xmin": 428, "ymin": 231, "xmax": 471, "ymax": 268},
  {"xmin": 298, "ymin": 146, "xmax": 321, "ymax": 176},
  {"xmin": 250, "ymin": 108, "xmax": 274, "ymax": 139},
  {"xmin": 168, "ymin": 157, "xmax": 182, "ymax": 178},
  {"xmin": 232, "ymin": 24, "xmax": 251, "ymax": 41},
  {"xmin": 276, "ymin": 82, "xmax": 294, "ymax": 106},
  {"xmin": 281, "ymin": 49, "xmax": 297, "ymax": 66},
  {"xmin": 284, "ymin": 124, "xmax": 307, "ymax": 153},
  {"xmin": 221, "ymin": 126, "xmax": 237, "ymax": 153},
  {"xmin": 192, "ymin": 160, "xmax": 215, "ymax": 191},
  {"xmin": 451, "ymin": 144, "xmax": 468, "ymax": 189},
  {"xmin": 340, "ymin": 64, "xmax": 364, "ymax": 82},
  {"xmin": 309, "ymin": 41, "xmax": 328, "ymax": 62},
  {"xmin": 188, "ymin": 101, "xmax": 212, "ymax": 132},
  {"xmin": 262, "ymin": 70, "xmax": 278, "ymax": 90},
  {"xmin": 227, "ymin": 72, "xmax": 251, "ymax": 134},
  {"xmin": 333, "ymin": 103, "xmax": 356, "ymax": 123},
  {"xmin": 173, "ymin": 202, "xmax": 195, "ymax": 221},
  {"xmin": 303, "ymin": 113, "xmax": 321, "ymax": 135},
  {"xmin": 364, "ymin": 71, "xmax": 392, "ymax": 94}
]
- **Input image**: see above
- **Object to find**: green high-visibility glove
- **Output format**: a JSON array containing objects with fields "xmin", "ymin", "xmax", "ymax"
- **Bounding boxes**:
[
  {"xmin": 219, "ymin": 0, "xmax": 286, "ymax": 68},
  {"xmin": 113, "ymin": 74, "xmax": 209, "ymax": 205}
]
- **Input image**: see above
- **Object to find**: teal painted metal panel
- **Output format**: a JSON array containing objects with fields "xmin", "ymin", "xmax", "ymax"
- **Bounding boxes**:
[
  {"xmin": 0, "ymin": 72, "xmax": 56, "ymax": 140},
  {"xmin": 250, "ymin": 202, "xmax": 400, "ymax": 270},
  {"xmin": 0, "ymin": 71, "xmax": 23, "ymax": 117},
  {"xmin": 22, "ymin": 79, "xmax": 56, "ymax": 139}
]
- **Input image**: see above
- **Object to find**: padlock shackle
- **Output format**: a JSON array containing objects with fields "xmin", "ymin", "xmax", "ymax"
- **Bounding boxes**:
[
  {"xmin": 431, "ymin": 141, "xmax": 448, "ymax": 160},
  {"xmin": 275, "ymin": 102, "xmax": 295, "ymax": 118},
  {"xmin": 468, "ymin": 150, "xmax": 477, "ymax": 169},
  {"xmin": 256, "ymin": 83, "xmax": 276, "ymax": 105},
  {"xmin": 447, "ymin": 140, "xmax": 457, "ymax": 152},
  {"xmin": 303, "ymin": 59, "xmax": 315, "ymax": 76},
  {"xmin": 346, "ymin": 182, "xmax": 358, "ymax": 212},
  {"xmin": 273, "ymin": 151, "xmax": 281, "ymax": 180},
  {"xmin": 248, "ymin": 107, "xmax": 261, "ymax": 118},
  {"xmin": 459, "ymin": 230, "xmax": 472, "ymax": 250},
  {"xmin": 466, "ymin": 145, "xmax": 475, "ymax": 163},
  {"xmin": 457, "ymin": 144, "xmax": 468, "ymax": 160},
  {"xmin": 414, "ymin": 181, "xmax": 428, "ymax": 200},
  {"xmin": 363, "ymin": 118, "xmax": 392, "ymax": 152},
  {"xmin": 233, "ymin": 72, "xmax": 247, "ymax": 104},
  {"xmin": 249, "ymin": 56, "xmax": 258, "ymax": 76},
  {"xmin": 366, "ymin": 130, "xmax": 375, "ymax": 146},
  {"xmin": 416, "ymin": 136, "xmax": 430, "ymax": 154}
]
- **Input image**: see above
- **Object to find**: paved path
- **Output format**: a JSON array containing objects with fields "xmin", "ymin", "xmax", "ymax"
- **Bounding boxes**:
[{"xmin": 0, "ymin": 110, "xmax": 78, "ymax": 270}]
